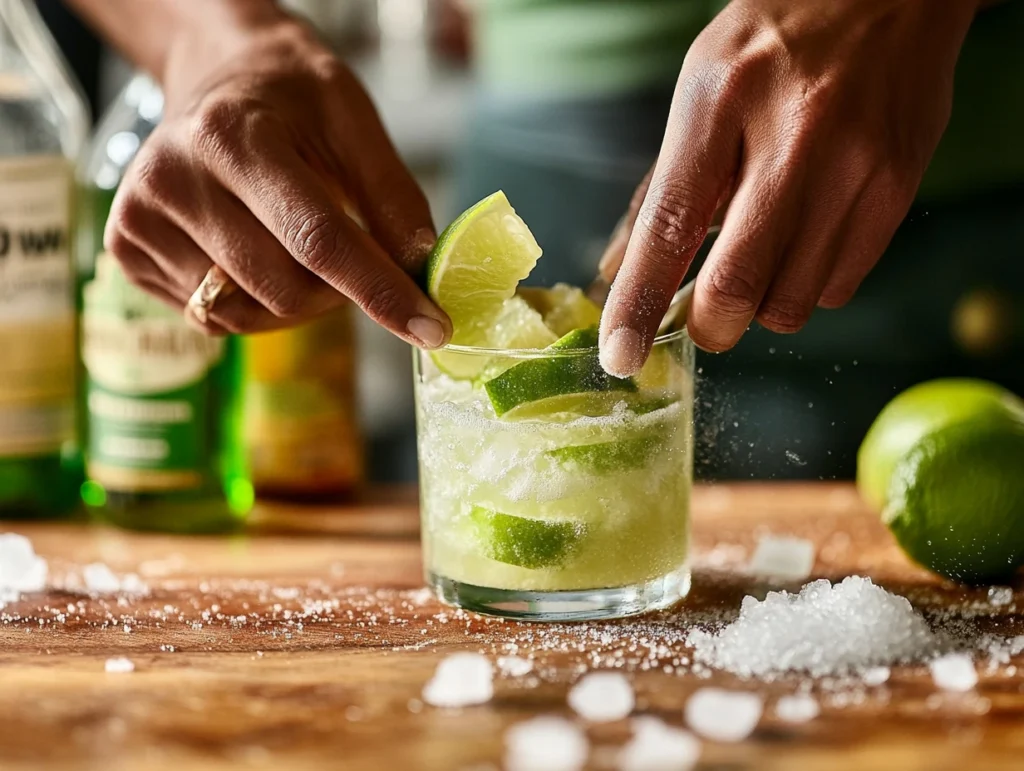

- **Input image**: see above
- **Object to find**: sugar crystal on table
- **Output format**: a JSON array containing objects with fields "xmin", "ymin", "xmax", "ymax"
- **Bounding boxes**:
[
  {"xmin": 774, "ymin": 694, "xmax": 820, "ymax": 723},
  {"xmin": 104, "ymin": 657, "xmax": 135, "ymax": 674},
  {"xmin": 422, "ymin": 652, "xmax": 493, "ymax": 707},
  {"xmin": 687, "ymin": 577, "xmax": 937, "ymax": 678},
  {"xmin": 987, "ymin": 586, "xmax": 1013, "ymax": 607},
  {"xmin": 929, "ymin": 653, "xmax": 978, "ymax": 692},
  {"xmin": 618, "ymin": 716, "xmax": 701, "ymax": 771},
  {"xmin": 567, "ymin": 671, "xmax": 635, "ymax": 722},
  {"xmin": 684, "ymin": 688, "xmax": 763, "ymax": 742},
  {"xmin": 504, "ymin": 715, "xmax": 588, "ymax": 771},
  {"xmin": 748, "ymin": 535, "xmax": 816, "ymax": 581},
  {"xmin": 497, "ymin": 655, "xmax": 534, "ymax": 677},
  {"xmin": 0, "ymin": 533, "xmax": 47, "ymax": 603}
]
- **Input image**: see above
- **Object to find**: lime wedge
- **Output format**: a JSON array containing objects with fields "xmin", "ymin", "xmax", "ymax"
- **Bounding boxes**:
[
  {"xmin": 483, "ymin": 327, "xmax": 636, "ymax": 418},
  {"xmin": 548, "ymin": 431, "xmax": 667, "ymax": 475},
  {"xmin": 432, "ymin": 296, "xmax": 557, "ymax": 379},
  {"xmin": 518, "ymin": 283, "xmax": 602, "ymax": 337},
  {"xmin": 426, "ymin": 191, "xmax": 542, "ymax": 348},
  {"xmin": 468, "ymin": 505, "xmax": 587, "ymax": 569}
]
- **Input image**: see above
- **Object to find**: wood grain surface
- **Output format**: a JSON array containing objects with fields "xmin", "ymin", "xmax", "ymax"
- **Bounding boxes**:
[{"xmin": 1, "ymin": 483, "xmax": 1021, "ymax": 771}]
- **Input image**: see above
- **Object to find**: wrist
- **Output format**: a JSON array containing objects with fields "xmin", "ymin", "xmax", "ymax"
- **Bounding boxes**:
[{"xmin": 158, "ymin": 1, "xmax": 297, "ymax": 106}]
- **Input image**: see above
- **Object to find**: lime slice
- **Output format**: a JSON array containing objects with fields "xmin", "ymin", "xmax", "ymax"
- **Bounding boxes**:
[
  {"xmin": 518, "ymin": 283, "xmax": 602, "ymax": 337},
  {"xmin": 468, "ymin": 505, "xmax": 587, "ymax": 569},
  {"xmin": 884, "ymin": 415, "xmax": 1024, "ymax": 583},
  {"xmin": 548, "ymin": 430, "xmax": 668, "ymax": 475},
  {"xmin": 426, "ymin": 191, "xmax": 542, "ymax": 348},
  {"xmin": 857, "ymin": 378, "xmax": 1024, "ymax": 511},
  {"xmin": 433, "ymin": 296, "xmax": 557, "ymax": 379},
  {"xmin": 483, "ymin": 327, "xmax": 636, "ymax": 418}
]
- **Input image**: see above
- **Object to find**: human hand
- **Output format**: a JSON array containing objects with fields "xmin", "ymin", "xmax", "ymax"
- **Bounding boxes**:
[
  {"xmin": 598, "ymin": 0, "xmax": 980, "ymax": 376},
  {"xmin": 105, "ymin": 15, "xmax": 451, "ymax": 348}
]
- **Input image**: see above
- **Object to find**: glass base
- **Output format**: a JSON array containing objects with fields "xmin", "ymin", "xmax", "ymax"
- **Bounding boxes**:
[{"xmin": 428, "ymin": 566, "xmax": 691, "ymax": 622}]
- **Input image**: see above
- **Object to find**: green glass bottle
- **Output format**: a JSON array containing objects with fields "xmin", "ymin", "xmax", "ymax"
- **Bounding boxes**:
[
  {"xmin": 76, "ymin": 74, "xmax": 251, "ymax": 532},
  {"xmin": 0, "ymin": 0, "xmax": 89, "ymax": 517}
]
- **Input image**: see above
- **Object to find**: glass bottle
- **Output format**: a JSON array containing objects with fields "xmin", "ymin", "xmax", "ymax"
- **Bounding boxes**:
[
  {"xmin": 243, "ymin": 304, "xmax": 364, "ymax": 500},
  {"xmin": 77, "ymin": 74, "xmax": 251, "ymax": 532},
  {"xmin": 0, "ymin": 0, "xmax": 88, "ymax": 517}
]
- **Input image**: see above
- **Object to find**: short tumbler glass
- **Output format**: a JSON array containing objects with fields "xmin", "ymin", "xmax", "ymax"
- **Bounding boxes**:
[{"xmin": 414, "ymin": 329, "xmax": 694, "ymax": 621}]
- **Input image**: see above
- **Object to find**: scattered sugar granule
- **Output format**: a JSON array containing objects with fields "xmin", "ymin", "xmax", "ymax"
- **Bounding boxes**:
[
  {"xmin": 687, "ymin": 577, "xmax": 937, "ymax": 678},
  {"xmin": 422, "ymin": 653, "xmax": 493, "ymax": 707},
  {"xmin": 504, "ymin": 716, "xmax": 588, "ymax": 771},
  {"xmin": 104, "ymin": 657, "xmax": 134, "ymax": 674},
  {"xmin": 568, "ymin": 672, "xmax": 635, "ymax": 722},
  {"xmin": 497, "ymin": 655, "xmax": 534, "ymax": 677},
  {"xmin": 862, "ymin": 666, "xmax": 891, "ymax": 686},
  {"xmin": 987, "ymin": 587, "xmax": 1013, "ymax": 608},
  {"xmin": 929, "ymin": 653, "xmax": 977, "ymax": 692},
  {"xmin": 684, "ymin": 688, "xmax": 763, "ymax": 742},
  {"xmin": 0, "ymin": 533, "xmax": 47, "ymax": 603},
  {"xmin": 774, "ymin": 694, "xmax": 820, "ymax": 724},
  {"xmin": 618, "ymin": 716, "xmax": 701, "ymax": 771},
  {"xmin": 748, "ymin": 535, "xmax": 816, "ymax": 581},
  {"xmin": 82, "ymin": 563, "xmax": 148, "ymax": 595}
]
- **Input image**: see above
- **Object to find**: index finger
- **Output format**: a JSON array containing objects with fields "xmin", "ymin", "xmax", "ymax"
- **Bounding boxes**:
[
  {"xmin": 196, "ymin": 117, "xmax": 451, "ymax": 347},
  {"xmin": 599, "ymin": 68, "xmax": 741, "ymax": 377}
]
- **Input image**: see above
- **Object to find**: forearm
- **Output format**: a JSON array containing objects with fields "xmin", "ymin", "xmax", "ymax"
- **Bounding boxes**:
[{"xmin": 64, "ymin": 0, "xmax": 287, "ymax": 85}]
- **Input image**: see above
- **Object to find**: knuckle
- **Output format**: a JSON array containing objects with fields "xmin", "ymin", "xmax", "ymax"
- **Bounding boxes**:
[
  {"xmin": 259, "ymin": 281, "xmax": 306, "ymax": 319},
  {"xmin": 289, "ymin": 211, "xmax": 349, "ymax": 276},
  {"xmin": 757, "ymin": 297, "xmax": 812, "ymax": 333},
  {"xmin": 190, "ymin": 98, "xmax": 270, "ymax": 163},
  {"xmin": 637, "ymin": 180, "xmax": 712, "ymax": 260},
  {"xmin": 356, "ymin": 276, "xmax": 404, "ymax": 324},
  {"xmin": 130, "ymin": 150, "xmax": 182, "ymax": 205},
  {"xmin": 106, "ymin": 198, "xmax": 147, "ymax": 242},
  {"xmin": 703, "ymin": 265, "xmax": 761, "ymax": 319}
]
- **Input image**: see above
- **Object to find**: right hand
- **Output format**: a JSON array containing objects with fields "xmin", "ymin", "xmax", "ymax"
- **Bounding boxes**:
[{"xmin": 105, "ymin": 15, "xmax": 452, "ymax": 349}]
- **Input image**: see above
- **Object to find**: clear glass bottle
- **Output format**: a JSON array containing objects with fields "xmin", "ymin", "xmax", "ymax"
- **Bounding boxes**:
[
  {"xmin": 0, "ymin": 0, "xmax": 88, "ymax": 517},
  {"xmin": 77, "ymin": 74, "xmax": 251, "ymax": 532}
]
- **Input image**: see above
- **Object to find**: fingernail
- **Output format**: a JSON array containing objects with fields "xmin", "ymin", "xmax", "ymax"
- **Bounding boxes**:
[
  {"xmin": 600, "ymin": 327, "xmax": 646, "ymax": 378},
  {"xmin": 407, "ymin": 315, "xmax": 446, "ymax": 349}
]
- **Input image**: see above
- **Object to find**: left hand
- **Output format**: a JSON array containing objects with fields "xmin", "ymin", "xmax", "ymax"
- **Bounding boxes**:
[{"xmin": 598, "ymin": 0, "xmax": 980, "ymax": 376}]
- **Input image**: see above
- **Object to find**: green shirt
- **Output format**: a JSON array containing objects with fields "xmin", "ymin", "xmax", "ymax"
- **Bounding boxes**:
[{"xmin": 476, "ymin": 0, "xmax": 1024, "ymax": 201}]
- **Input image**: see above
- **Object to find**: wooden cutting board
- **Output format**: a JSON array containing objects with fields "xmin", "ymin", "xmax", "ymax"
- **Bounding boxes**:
[{"xmin": 0, "ymin": 483, "xmax": 1021, "ymax": 771}]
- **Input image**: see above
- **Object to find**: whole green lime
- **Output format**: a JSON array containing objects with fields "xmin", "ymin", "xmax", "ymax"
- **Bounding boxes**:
[
  {"xmin": 884, "ymin": 417, "xmax": 1024, "ymax": 583},
  {"xmin": 857, "ymin": 378, "xmax": 1024, "ymax": 584},
  {"xmin": 857, "ymin": 379, "xmax": 1024, "ymax": 511}
]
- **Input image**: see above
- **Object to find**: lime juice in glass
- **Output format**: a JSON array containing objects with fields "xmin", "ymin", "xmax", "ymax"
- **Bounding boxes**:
[{"xmin": 414, "ymin": 192, "xmax": 694, "ymax": 620}]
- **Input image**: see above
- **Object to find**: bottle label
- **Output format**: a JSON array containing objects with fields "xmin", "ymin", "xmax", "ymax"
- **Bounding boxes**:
[
  {"xmin": 82, "ymin": 253, "xmax": 224, "ymax": 491},
  {"xmin": 0, "ymin": 156, "xmax": 75, "ymax": 457}
]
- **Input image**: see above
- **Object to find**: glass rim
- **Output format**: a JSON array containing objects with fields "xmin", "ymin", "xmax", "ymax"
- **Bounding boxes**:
[{"xmin": 434, "ymin": 326, "xmax": 691, "ymax": 359}]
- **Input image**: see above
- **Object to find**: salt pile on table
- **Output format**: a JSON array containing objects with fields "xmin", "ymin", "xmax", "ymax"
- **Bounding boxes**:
[
  {"xmin": 0, "ymin": 533, "xmax": 47, "ymax": 603},
  {"xmin": 774, "ymin": 694, "xmax": 820, "ymax": 723},
  {"xmin": 567, "ymin": 672, "xmax": 635, "ymax": 722},
  {"xmin": 684, "ymin": 688, "xmax": 763, "ymax": 742},
  {"xmin": 104, "ymin": 657, "xmax": 135, "ymax": 674},
  {"xmin": 688, "ymin": 577, "xmax": 937, "ymax": 678},
  {"xmin": 504, "ymin": 716, "xmax": 588, "ymax": 771},
  {"xmin": 929, "ymin": 653, "xmax": 977, "ymax": 692},
  {"xmin": 422, "ymin": 653, "xmax": 493, "ymax": 707},
  {"xmin": 748, "ymin": 535, "xmax": 815, "ymax": 581}
]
